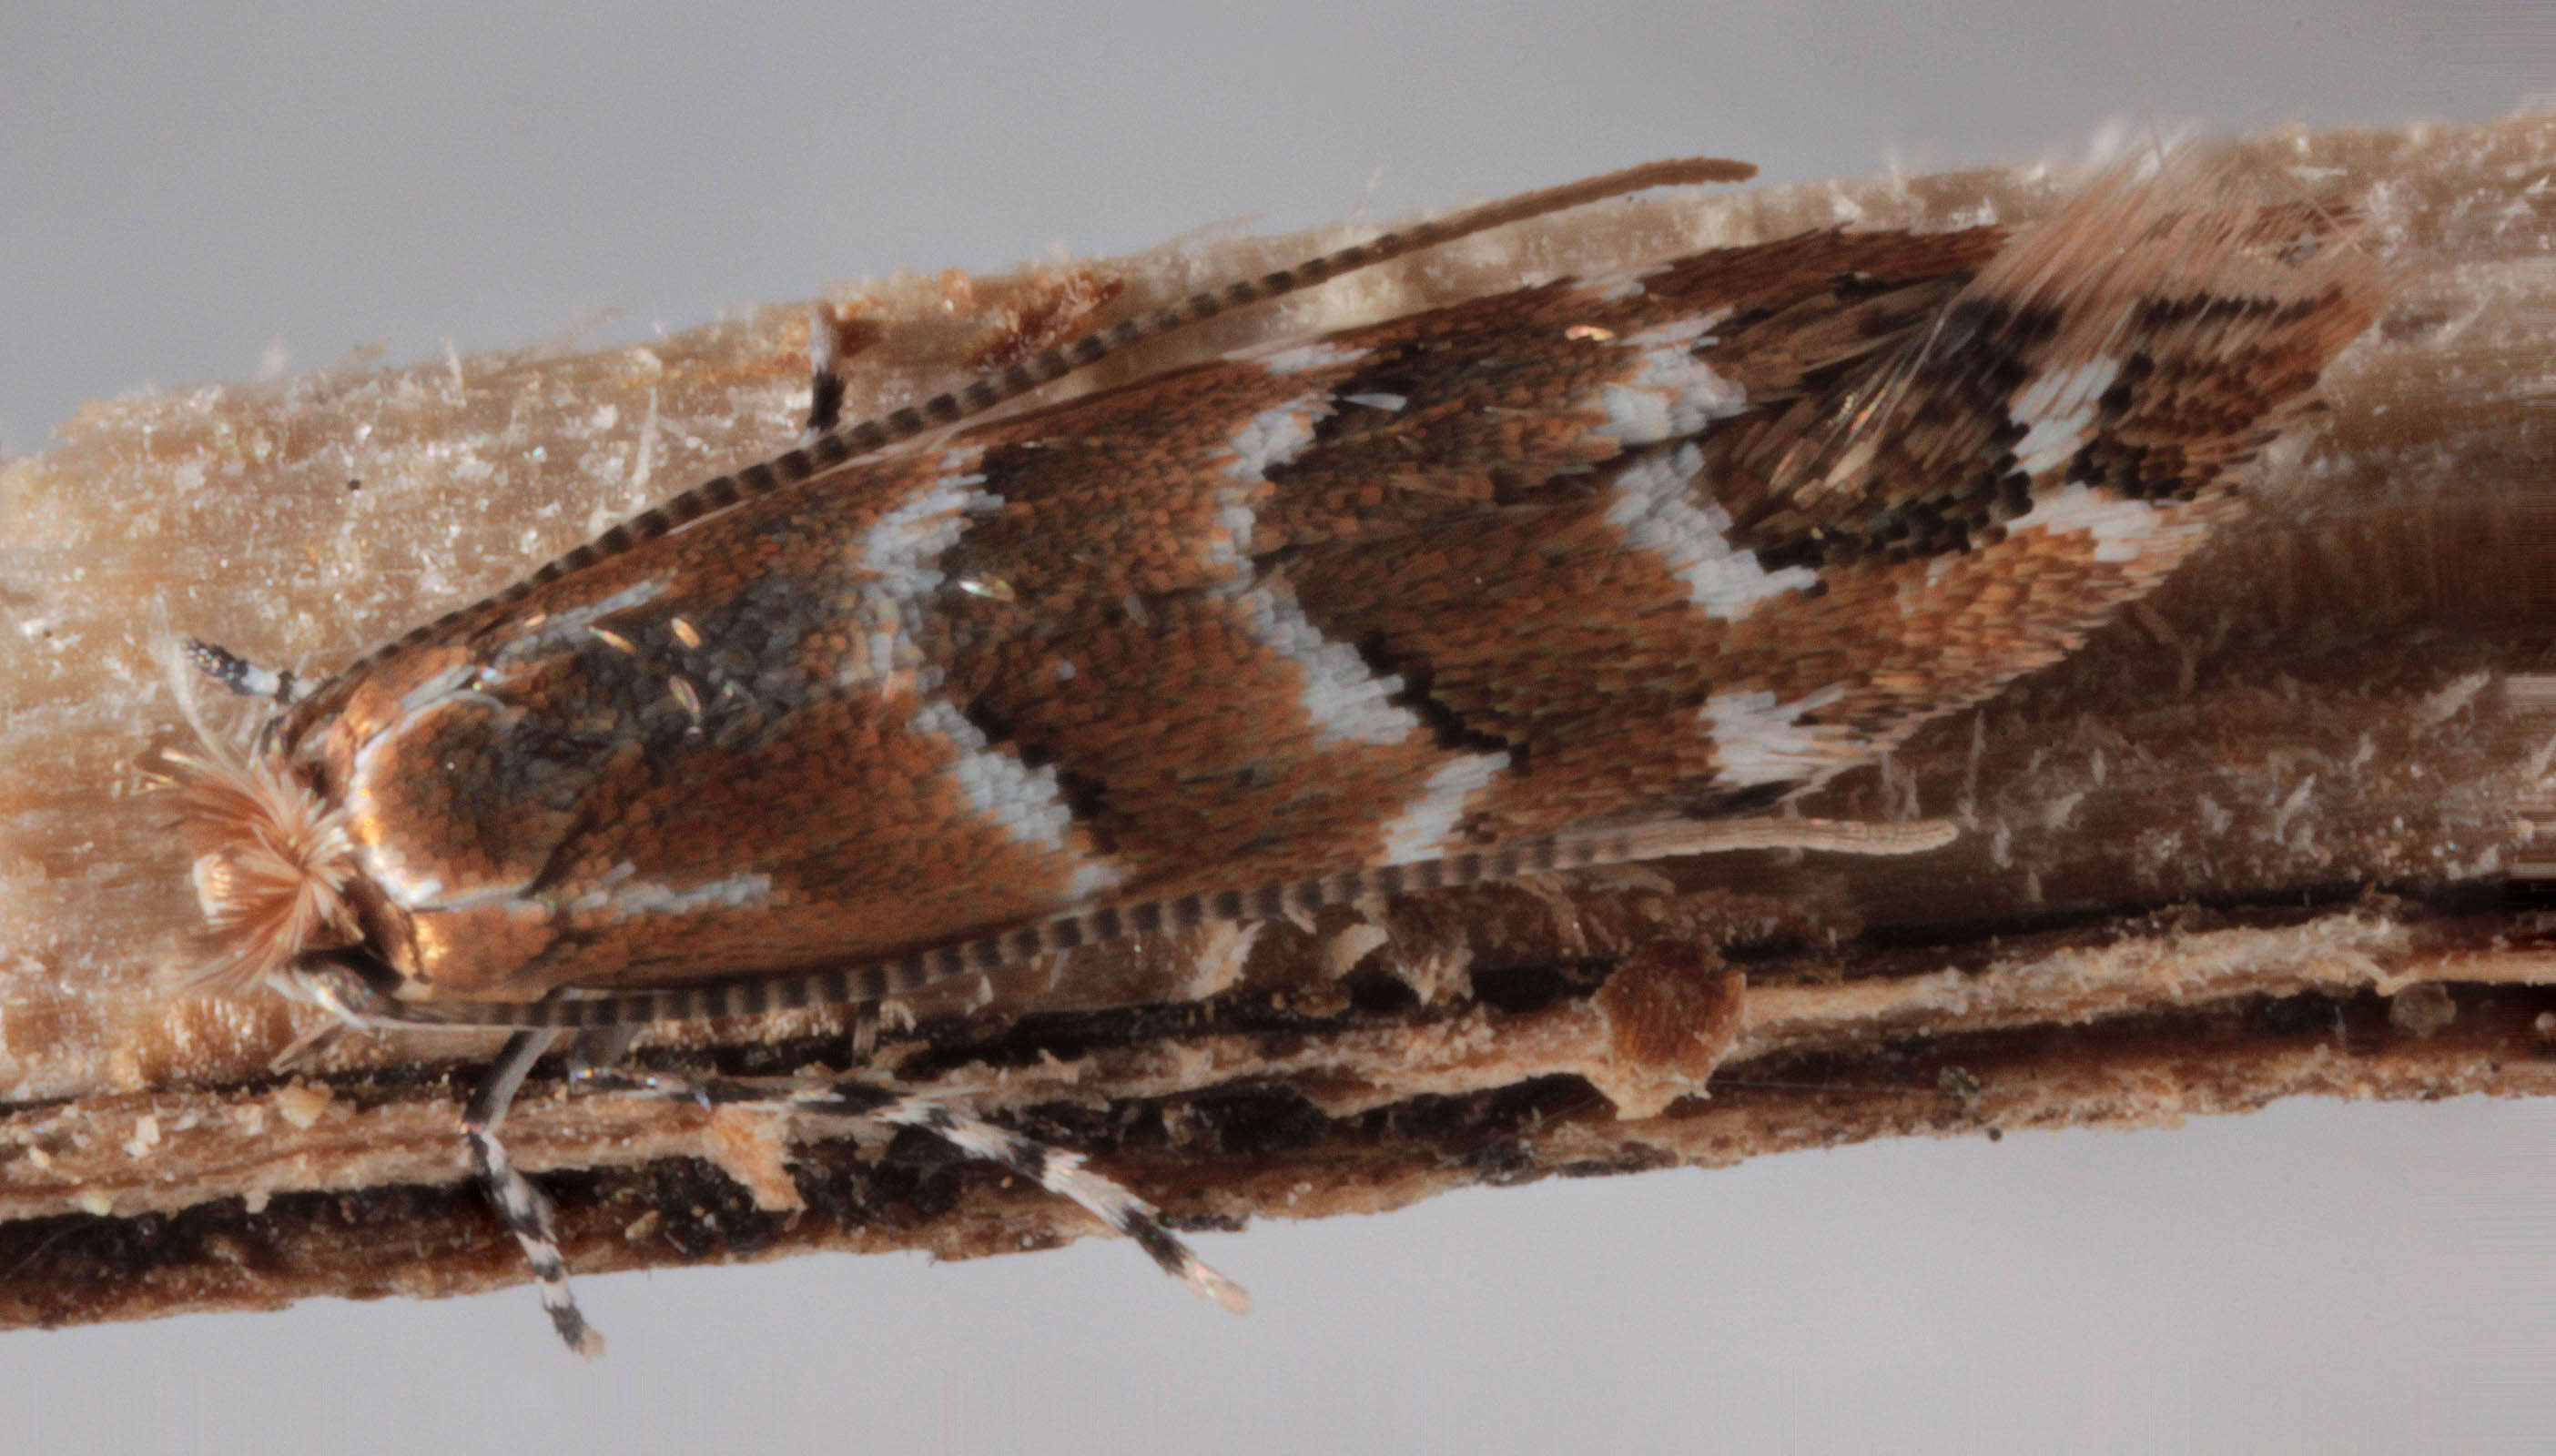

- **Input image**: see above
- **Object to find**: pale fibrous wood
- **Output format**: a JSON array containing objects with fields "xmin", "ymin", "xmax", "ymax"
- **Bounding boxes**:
[{"xmin": 0, "ymin": 116, "xmax": 2548, "ymax": 1330}]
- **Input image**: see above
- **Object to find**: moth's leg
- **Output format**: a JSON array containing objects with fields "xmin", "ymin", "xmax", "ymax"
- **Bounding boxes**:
[
  {"xmin": 579, "ymin": 1066, "xmax": 1251, "ymax": 1314},
  {"xmin": 803, "ymin": 302, "xmax": 849, "ymax": 440},
  {"xmin": 464, "ymin": 1027, "xmax": 605, "ymax": 1358},
  {"xmin": 884, "ymin": 1095, "xmax": 1251, "ymax": 1313},
  {"xmin": 179, "ymin": 637, "xmax": 299, "ymax": 705},
  {"xmin": 263, "ymin": 1020, "xmax": 347, "ymax": 1074},
  {"xmin": 563, "ymin": 1024, "xmax": 639, "ymax": 1077}
]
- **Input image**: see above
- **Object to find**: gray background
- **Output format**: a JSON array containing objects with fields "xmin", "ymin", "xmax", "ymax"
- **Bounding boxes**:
[{"xmin": 5, "ymin": 3, "xmax": 2547, "ymax": 1451}]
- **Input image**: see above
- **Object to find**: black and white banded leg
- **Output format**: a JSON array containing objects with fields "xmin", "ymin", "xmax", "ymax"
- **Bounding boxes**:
[
  {"xmin": 181, "ymin": 636, "xmax": 299, "ymax": 705},
  {"xmin": 465, "ymin": 1028, "xmax": 605, "ymax": 1358},
  {"xmin": 578, "ymin": 1067, "xmax": 1251, "ymax": 1314},
  {"xmin": 803, "ymin": 302, "xmax": 848, "ymax": 440}
]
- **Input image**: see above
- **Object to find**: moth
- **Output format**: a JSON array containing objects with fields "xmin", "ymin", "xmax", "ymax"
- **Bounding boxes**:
[{"xmin": 157, "ymin": 153, "xmax": 2380, "ymax": 1353}]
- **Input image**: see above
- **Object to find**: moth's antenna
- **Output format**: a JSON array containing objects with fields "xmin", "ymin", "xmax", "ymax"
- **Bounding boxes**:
[
  {"xmin": 792, "ymin": 156, "xmax": 1760, "ymax": 470},
  {"xmin": 327, "ymin": 814, "xmax": 1952, "ymax": 1031},
  {"xmin": 301, "ymin": 158, "xmax": 1756, "ymax": 706}
]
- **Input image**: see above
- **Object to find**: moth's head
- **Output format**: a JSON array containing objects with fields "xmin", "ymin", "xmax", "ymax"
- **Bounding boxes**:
[
  {"xmin": 155, "ymin": 740, "xmax": 364, "ymax": 997},
  {"xmin": 147, "ymin": 633, "xmax": 365, "ymax": 997}
]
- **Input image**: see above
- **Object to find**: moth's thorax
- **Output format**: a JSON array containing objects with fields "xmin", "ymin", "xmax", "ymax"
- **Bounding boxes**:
[{"xmin": 273, "ymin": 453, "xmax": 1109, "ymax": 1000}]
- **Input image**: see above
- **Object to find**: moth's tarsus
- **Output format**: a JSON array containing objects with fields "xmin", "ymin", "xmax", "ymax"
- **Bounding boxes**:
[
  {"xmin": 182, "ymin": 636, "xmax": 296, "ymax": 705},
  {"xmin": 464, "ymin": 1028, "xmax": 604, "ymax": 1358},
  {"xmin": 573, "ymin": 1067, "xmax": 1253, "ymax": 1318},
  {"xmin": 803, "ymin": 302, "xmax": 849, "ymax": 440}
]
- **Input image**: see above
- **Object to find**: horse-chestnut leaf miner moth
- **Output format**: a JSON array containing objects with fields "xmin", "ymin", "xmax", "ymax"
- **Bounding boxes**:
[{"xmin": 155, "ymin": 152, "xmax": 2379, "ymax": 1353}]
